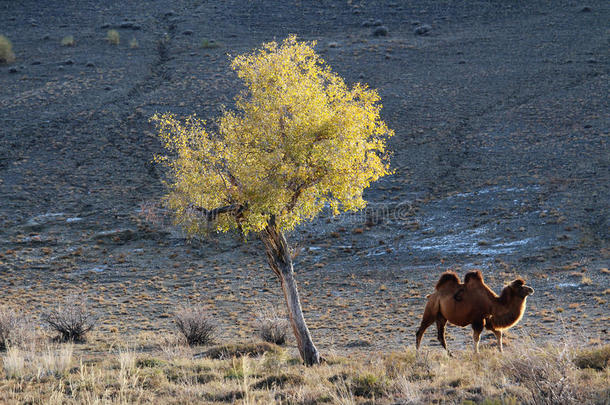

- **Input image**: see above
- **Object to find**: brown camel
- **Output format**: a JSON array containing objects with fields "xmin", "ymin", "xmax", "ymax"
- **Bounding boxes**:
[{"xmin": 415, "ymin": 270, "xmax": 534, "ymax": 354}]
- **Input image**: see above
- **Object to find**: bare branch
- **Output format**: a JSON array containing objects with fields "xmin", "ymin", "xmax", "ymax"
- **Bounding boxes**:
[
  {"xmin": 188, "ymin": 203, "xmax": 244, "ymax": 221},
  {"xmin": 284, "ymin": 172, "xmax": 326, "ymax": 213}
]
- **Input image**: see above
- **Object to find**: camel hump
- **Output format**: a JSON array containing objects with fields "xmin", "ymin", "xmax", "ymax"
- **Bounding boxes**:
[
  {"xmin": 464, "ymin": 270, "xmax": 483, "ymax": 284},
  {"xmin": 435, "ymin": 271, "xmax": 460, "ymax": 290}
]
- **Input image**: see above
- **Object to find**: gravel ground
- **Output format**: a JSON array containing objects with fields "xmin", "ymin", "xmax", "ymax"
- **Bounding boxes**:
[{"xmin": 0, "ymin": 0, "xmax": 608, "ymax": 353}]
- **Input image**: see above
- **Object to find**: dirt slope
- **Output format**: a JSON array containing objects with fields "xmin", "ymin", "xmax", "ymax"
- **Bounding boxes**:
[{"xmin": 0, "ymin": 0, "xmax": 608, "ymax": 351}]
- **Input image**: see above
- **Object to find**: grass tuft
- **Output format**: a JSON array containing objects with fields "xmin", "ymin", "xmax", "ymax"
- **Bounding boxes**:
[
  {"xmin": 2, "ymin": 346, "xmax": 25, "ymax": 379},
  {"xmin": 573, "ymin": 345, "xmax": 610, "ymax": 370},
  {"xmin": 201, "ymin": 38, "xmax": 220, "ymax": 49},
  {"xmin": 351, "ymin": 373, "xmax": 388, "ymax": 398},
  {"xmin": 61, "ymin": 35, "xmax": 75, "ymax": 46},
  {"xmin": 107, "ymin": 29, "xmax": 120, "ymax": 45},
  {"xmin": 250, "ymin": 373, "xmax": 303, "ymax": 390},
  {"xmin": 202, "ymin": 342, "xmax": 280, "ymax": 360},
  {"xmin": 136, "ymin": 357, "xmax": 165, "ymax": 368},
  {"xmin": 0, "ymin": 35, "xmax": 16, "ymax": 64},
  {"xmin": 38, "ymin": 344, "xmax": 74, "ymax": 379}
]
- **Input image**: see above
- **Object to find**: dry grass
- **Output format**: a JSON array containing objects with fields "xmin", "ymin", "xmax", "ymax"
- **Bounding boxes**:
[
  {"xmin": 0, "ymin": 336, "xmax": 607, "ymax": 404},
  {"xmin": 2, "ymin": 344, "xmax": 73, "ymax": 381},
  {"xmin": 0, "ymin": 35, "xmax": 15, "ymax": 64},
  {"xmin": 2, "ymin": 347, "xmax": 25, "ymax": 379},
  {"xmin": 0, "ymin": 307, "xmax": 33, "ymax": 351}
]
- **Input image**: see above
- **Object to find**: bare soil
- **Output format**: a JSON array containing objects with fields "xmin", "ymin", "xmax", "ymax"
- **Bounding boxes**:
[{"xmin": 1, "ymin": 0, "xmax": 608, "ymax": 354}]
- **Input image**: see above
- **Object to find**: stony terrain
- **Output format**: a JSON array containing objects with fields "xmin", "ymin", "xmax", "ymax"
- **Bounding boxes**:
[{"xmin": 0, "ymin": 0, "xmax": 608, "ymax": 355}]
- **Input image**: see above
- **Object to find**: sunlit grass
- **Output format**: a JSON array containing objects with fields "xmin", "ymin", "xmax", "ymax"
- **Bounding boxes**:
[{"xmin": 0, "ymin": 336, "xmax": 607, "ymax": 404}]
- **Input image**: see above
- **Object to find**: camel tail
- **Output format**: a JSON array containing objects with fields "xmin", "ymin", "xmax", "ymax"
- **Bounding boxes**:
[
  {"xmin": 435, "ymin": 271, "xmax": 460, "ymax": 290},
  {"xmin": 464, "ymin": 270, "xmax": 483, "ymax": 283}
]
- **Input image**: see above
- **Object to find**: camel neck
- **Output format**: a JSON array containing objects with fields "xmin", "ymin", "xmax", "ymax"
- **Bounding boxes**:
[{"xmin": 491, "ymin": 294, "xmax": 527, "ymax": 329}]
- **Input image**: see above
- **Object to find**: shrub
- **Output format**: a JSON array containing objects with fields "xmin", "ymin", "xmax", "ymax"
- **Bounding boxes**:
[
  {"xmin": 61, "ymin": 35, "xmax": 75, "ymax": 46},
  {"xmin": 574, "ymin": 345, "xmax": 610, "ymax": 370},
  {"xmin": 502, "ymin": 346, "xmax": 583, "ymax": 404},
  {"xmin": 200, "ymin": 38, "xmax": 220, "ymax": 49},
  {"xmin": 0, "ymin": 35, "xmax": 15, "ymax": 64},
  {"xmin": 250, "ymin": 373, "xmax": 303, "ymax": 390},
  {"xmin": 202, "ymin": 342, "xmax": 279, "ymax": 359},
  {"xmin": 136, "ymin": 357, "xmax": 165, "ymax": 368},
  {"xmin": 174, "ymin": 306, "xmax": 216, "ymax": 346},
  {"xmin": 43, "ymin": 297, "xmax": 96, "ymax": 342},
  {"xmin": 129, "ymin": 37, "xmax": 139, "ymax": 49},
  {"xmin": 256, "ymin": 309, "xmax": 290, "ymax": 345},
  {"xmin": 0, "ymin": 307, "xmax": 21, "ymax": 350},
  {"xmin": 0, "ymin": 307, "xmax": 31, "ymax": 350},
  {"xmin": 352, "ymin": 373, "xmax": 388, "ymax": 398},
  {"xmin": 107, "ymin": 29, "xmax": 120, "ymax": 45}
]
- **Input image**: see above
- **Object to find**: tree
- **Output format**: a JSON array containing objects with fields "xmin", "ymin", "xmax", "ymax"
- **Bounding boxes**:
[{"xmin": 153, "ymin": 36, "xmax": 393, "ymax": 365}]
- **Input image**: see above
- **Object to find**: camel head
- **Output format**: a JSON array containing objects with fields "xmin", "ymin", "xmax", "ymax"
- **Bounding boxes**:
[{"xmin": 509, "ymin": 278, "xmax": 534, "ymax": 298}]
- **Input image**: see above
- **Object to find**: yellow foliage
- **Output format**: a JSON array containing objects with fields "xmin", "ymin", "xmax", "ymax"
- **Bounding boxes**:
[{"xmin": 154, "ymin": 35, "xmax": 393, "ymax": 235}]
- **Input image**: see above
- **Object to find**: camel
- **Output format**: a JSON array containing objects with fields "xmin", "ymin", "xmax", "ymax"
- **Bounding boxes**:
[{"xmin": 415, "ymin": 270, "xmax": 534, "ymax": 354}]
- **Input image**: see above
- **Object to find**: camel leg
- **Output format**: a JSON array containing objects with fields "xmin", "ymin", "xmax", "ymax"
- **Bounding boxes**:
[
  {"xmin": 415, "ymin": 306, "xmax": 436, "ymax": 350},
  {"xmin": 435, "ymin": 315, "xmax": 451, "ymax": 356},
  {"xmin": 472, "ymin": 320, "xmax": 484, "ymax": 354},
  {"xmin": 492, "ymin": 330, "xmax": 503, "ymax": 352}
]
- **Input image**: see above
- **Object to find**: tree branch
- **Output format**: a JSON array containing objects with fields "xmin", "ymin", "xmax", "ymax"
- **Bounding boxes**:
[
  {"xmin": 284, "ymin": 170, "xmax": 326, "ymax": 213},
  {"xmin": 188, "ymin": 203, "xmax": 244, "ymax": 221}
]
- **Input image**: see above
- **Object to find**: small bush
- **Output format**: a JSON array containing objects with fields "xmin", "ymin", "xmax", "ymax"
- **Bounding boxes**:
[
  {"xmin": 201, "ymin": 38, "xmax": 220, "ymax": 49},
  {"xmin": 256, "ymin": 309, "xmax": 290, "ymax": 345},
  {"xmin": 107, "ymin": 29, "xmax": 120, "ymax": 45},
  {"xmin": 61, "ymin": 35, "xmax": 75, "ymax": 46},
  {"xmin": 352, "ymin": 373, "xmax": 388, "ymax": 398},
  {"xmin": 503, "ymin": 346, "xmax": 582, "ymax": 404},
  {"xmin": 0, "ymin": 35, "xmax": 16, "ymax": 64},
  {"xmin": 574, "ymin": 345, "xmax": 610, "ymax": 370},
  {"xmin": 136, "ymin": 357, "xmax": 166, "ymax": 368},
  {"xmin": 250, "ymin": 373, "xmax": 303, "ymax": 390},
  {"xmin": 202, "ymin": 342, "xmax": 279, "ymax": 360},
  {"xmin": 0, "ymin": 307, "xmax": 31, "ymax": 350},
  {"xmin": 0, "ymin": 307, "xmax": 21, "ymax": 350},
  {"xmin": 174, "ymin": 306, "xmax": 216, "ymax": 346},
  {"xmin": 43, "ymin": 298, "xmax": 96, "ymax": 342},
  {"xmin": 129, "ymin": 37, "xmax": 139, "ymax": 49}
]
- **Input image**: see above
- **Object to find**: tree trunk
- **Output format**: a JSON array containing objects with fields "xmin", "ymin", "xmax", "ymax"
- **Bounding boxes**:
[{"xmin": 260, "ymin": 218, "xmax": 321, "ymax": 366}]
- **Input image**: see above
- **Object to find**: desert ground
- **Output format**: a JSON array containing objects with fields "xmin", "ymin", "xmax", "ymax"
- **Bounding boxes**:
[{"xmin": 0, "ymin": 0, "xmax": 608, "ymax": 402}]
